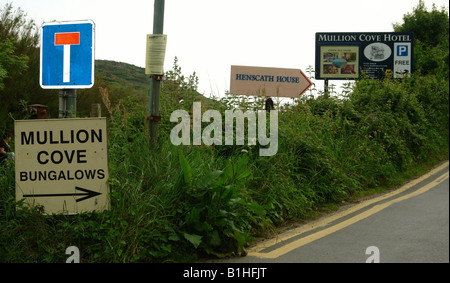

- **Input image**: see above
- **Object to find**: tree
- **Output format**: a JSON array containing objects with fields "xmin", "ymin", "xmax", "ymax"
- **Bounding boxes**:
[
  {"xmin": 394, "ymin": 0, "xmax": 449, "ymax": 47},
  {"xmin": 0, "ymin": 3, "xmax": 59, "ymax": 132},
  {"xmin": 0, "ymin": 38, "xmax": 28, "ymax": 90},
  {"xmin": 0, "ymin": 3, "xmax": 32, "ymax": 90},
  {"xmin": 393, "ymin": 0, "xmax": 449, "ymax": 76}
]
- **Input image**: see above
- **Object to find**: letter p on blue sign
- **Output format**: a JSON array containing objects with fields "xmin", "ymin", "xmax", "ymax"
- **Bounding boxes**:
[
  {"xmin": 40, "ymin": 20, "xmax": 95, "ymax": 89},
  {"xmin": 397, "ymin": 45, "xmax": 409, "ymax": 56}
]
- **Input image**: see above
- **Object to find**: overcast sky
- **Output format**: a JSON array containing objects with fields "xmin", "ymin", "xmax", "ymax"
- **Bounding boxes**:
[{"xmin": 8, "ymin": 0, "xmax": 449, "ymax": 97}]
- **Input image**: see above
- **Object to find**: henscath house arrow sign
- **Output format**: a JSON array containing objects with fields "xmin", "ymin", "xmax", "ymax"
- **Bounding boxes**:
[
  {"xmin": 15, "ymin": 118, "xmax": 109, "ymax": 215},
  {"xmin": 230, "ymin": 65, "xmax": 312, "ymax": 98}
]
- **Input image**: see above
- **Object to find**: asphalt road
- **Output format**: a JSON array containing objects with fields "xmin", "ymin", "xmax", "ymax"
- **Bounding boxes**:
[{"xmin": 222, "ymin": 161, "xmax": 449, "ymax": 263}]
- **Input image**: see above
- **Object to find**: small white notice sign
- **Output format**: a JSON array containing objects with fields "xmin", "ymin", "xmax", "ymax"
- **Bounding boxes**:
[{"xmin": 145, "ymin": 34, "xmax": 167, "ymax": 75}]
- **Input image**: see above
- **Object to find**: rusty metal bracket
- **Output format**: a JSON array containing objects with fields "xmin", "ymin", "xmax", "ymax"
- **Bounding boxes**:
[
  {"xmin": 148, "ymin": 115, "xmax": 162, "ymax": 122},
  {"xmin": 154, "ymin": 74, "xmax": 164, "ymax": 81}
]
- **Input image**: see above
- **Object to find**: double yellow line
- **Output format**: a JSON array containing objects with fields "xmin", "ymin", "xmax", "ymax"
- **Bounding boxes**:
[{"xmin": 248, "ymin": 161, "xmax": 449, "ymax": 259}]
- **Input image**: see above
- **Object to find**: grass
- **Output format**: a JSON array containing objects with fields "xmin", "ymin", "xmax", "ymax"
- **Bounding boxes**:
[{"xmin": 0, "ymin": 63, "xmax": 448, "ymax": 262}]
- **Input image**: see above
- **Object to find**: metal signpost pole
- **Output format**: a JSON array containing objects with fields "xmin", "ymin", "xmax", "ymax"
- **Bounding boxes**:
[
  {"xmin": 59, "ymin": 90, "xmax": 65, "ymax": 118},
  {"xmin": 66, "ymin": 89, "xmax": 76, "ymax": 118},
  {"xmin": 148, "ymin": 0, "xmax": 165, "ymax": 145},
  {"xmin": 59, "ymin": 89, "xmax": 77, "ymax": 118}
]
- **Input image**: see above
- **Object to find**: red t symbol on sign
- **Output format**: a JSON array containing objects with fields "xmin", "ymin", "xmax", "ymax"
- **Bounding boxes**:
[{"xmin": 55, "ymin": 32, "xmax": 80, "ymax": 83}]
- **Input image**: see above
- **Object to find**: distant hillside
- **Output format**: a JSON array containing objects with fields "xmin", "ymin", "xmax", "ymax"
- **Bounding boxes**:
[
  {"xmin": 95, "ymin": 59, "xmax": 217, "ymax": 105},
  {"xmin": 95, "ymin": 60, "xmax": 150, "ymax": 95}
]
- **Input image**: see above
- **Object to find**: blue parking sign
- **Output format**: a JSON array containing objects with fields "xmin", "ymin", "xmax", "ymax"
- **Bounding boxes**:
[
  {"xmin": 40, "ymin": 20, "xmax": 95, "ymax": 89},
  {"xmin": 397, "ymin": 45, "xmax": 409, "ymax": 56}
]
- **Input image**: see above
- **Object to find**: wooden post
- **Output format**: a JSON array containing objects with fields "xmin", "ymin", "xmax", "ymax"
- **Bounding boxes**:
[{"xmin": 90, "ymin": 103, "xmax": 101, "ymax": 117}]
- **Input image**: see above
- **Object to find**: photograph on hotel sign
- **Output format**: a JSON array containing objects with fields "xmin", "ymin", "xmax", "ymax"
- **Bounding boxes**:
[{"xmin": 320, "ymin": 46, "xmax": 359, "ymax": 79}]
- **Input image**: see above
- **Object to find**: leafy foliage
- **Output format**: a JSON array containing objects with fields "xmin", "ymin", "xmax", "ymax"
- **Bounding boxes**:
[
  {"xmin": 0, "ymin": 3, "xmax": 58, "ymax": 132},
  {"xmin": 394, "ymin": 0, "xmax": 449, "ymax": 77},
  {"xmin": 176, "ymin": 150, "xmax": 265, "ymax": 257},
  {"xmin": 0, "ymin": 38, "xmax": 28, "ymax": 90}
]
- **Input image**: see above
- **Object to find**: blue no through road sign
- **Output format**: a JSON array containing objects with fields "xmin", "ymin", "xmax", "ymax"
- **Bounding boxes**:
[{"xmin": 40, "ymin": 20, "xmax": 95, "ymax": 89}]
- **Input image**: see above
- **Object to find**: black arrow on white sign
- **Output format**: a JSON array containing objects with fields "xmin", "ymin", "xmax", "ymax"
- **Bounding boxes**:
[{"xmin": 23, "ymin": 186, "xmax": 101, "ymax": 202}]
